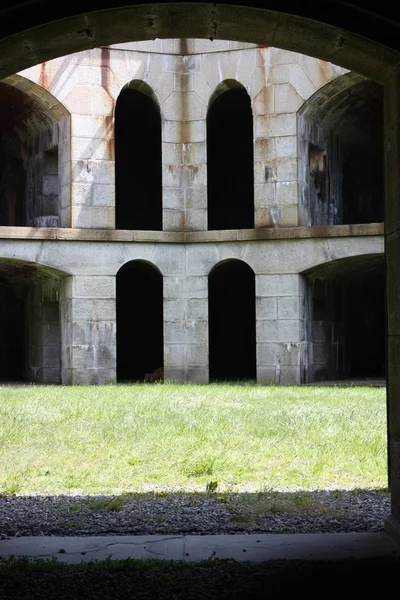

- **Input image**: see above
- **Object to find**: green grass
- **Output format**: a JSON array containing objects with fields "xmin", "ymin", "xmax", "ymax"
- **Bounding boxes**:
[{"xmin": 0, "ymin": 383, "xmax": 387, "ymax": 495}]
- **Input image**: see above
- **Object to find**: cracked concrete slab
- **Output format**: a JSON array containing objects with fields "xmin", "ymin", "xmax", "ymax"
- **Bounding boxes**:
[{"xmin": 0, "ymin": 533, "xmax": 398, "ymax": 565}]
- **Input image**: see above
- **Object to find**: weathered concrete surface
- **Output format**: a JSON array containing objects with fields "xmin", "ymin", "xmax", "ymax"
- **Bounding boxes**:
[{"xmin": 0, "ymin": 533, "xmax": 397, "ymax": 565}]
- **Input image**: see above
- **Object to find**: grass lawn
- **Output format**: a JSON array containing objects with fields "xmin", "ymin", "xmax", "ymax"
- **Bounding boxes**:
[{"xmin": 0, "ymin": 384, "xmax": 387, "ymax": 495}]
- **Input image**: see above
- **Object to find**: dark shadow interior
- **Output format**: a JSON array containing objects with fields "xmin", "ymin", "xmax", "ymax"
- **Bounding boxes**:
[
  {"xmin": 299, "ymin": 78, "xmax": 384, "ymax": 226},
  {"xmin": 305, "ymin": 255, "xmax": 385, "ymax": 381},
  {"xmin": 115, "ymin": 87, "xmax": 162, "ymax": 231},
  {"xmin": 209, "ymin": 260, "xmax": 256, "ymax": 382},
  {"xmin": 117, "ymin": 260, "xmax": 163, "ymax": 382},
  {"xmin": 0, "ymin": 281, "xmax": 26, "ymax": 380},
  {"xmin": 207, "ymin": 86, "xmax": 254, "ymax": 230}
]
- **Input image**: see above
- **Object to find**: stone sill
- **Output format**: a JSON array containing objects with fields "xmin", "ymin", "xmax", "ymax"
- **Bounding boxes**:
[{"xmin": 0, "ymin": 223, "xmax": 384, "ymax": 243}]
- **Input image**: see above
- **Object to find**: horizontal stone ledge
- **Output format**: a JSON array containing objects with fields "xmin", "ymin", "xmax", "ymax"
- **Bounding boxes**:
[{"xmin": 0, "ymin": 223, "xmax": 384, "ymax": 243}]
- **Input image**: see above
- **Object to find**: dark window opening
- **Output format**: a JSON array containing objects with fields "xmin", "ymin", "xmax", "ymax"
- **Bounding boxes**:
[
  {"xmin": 0, "ymin": 158, "xmax": 26, "ymax": 226},
  {"xmin": 117, "ymin": 260, "xmax": 163, "ymax": 382},
  {"xmin": 115, "ymin": 87, "xmax": 162, "ymax": 231},
  {"xmin": 207, "ymin": 86, "xmax": 254, "ymax": 230},
  {"xmin": 34, "ymin": 147, "xmax": 59, "ymax": 227},
  {"xmin": 342, "ymin": 152, "xmax": 384, "ymax": 224},
  {"xmin": 306, "ymin": 256, "xmax": 385, "ymax": 382},
  {"xmin": 209, "ymin": 260, "xmax": 256, "ymax": 382},
  {"xmin": 0, "ymin": 284, "xmax": 26, "ymax": 380}
]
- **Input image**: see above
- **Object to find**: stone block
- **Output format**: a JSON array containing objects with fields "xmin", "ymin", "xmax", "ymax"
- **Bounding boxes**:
[
  {"xmin": 256, "ymin": 297, "xmax": 278, "ymax": 320},
  {"xmin": 183, "ymin": 142, "xmax": 206, "ymax": 165},
  {"xmin": 186, "ymin": 367, "xmax": 208, "ymax": 384},
  {"xmin": 193, "ymin": 72, "xmax": 212, "ymax": 105},
  {"xmin": 184, "ymin": 209, "xmax": 207, "ymax": 231},
  {"xmin": 63, "ymin": 85, "xmax": 93, "ymax": 114},
  {"xmin": 254, "ymin": 138, "xmax": 276, "ymax": 161},
  {"xmin": 275, "ymin": 136, "xmax": 297, "ymax": 159},
  {"xmin": 163, "ymin": 188, "xmax": 184, "ymax": 210},
  {"xmin": 164, "ymin": 367, "xmax": 187, "ymax": 383},
  {"xmin": 185, "ymin": 186, "xmax": 207, "ymax": 209},
  {"xmin": 255, "ymin": 183, "xmax": 276, "ymax": 207},
  {"xmin": 162, "ymin": 142, "xmax": 183, "ymax": 165},
  {"xmin": 274, "ymin": 83, "xmax": 303, "ymax": 113},
  {"xmin": 72, "ymin": 115, "xmax": 114, "ymax": 140},
  {"xmin": 267, "ymin": 64, "xmax": 290, "ymax": 84},
  {"xmin": 72, "ymin": 137, "xmax": 114, "ymax": 161},
  {"xmin": 72, "ymin": 205, "xmax": 115, "ymax": 229},
  {"xmin": 71, "ymin": 321, "xmax": 116, "ymax": 346},
  {"xmin": 279, "ymin": 366, "xmax": 300, "ymax": 385},
  {"xmin": 162, "ymin": 92, "xmax": 183, "ymax": 121},
  {"xmin": 276, "ymin": 158, "xmax": 297, "ymax": 181},
  {"xmin": 255, "ymin": 113, "xmax": 296, "ymax": 138},
  {"xmin": 280, "ymin": 205, "xmax": 299, "ymax": 227},
  {"xmin": 72, "ymin": 276, "xmax": 115, "ymax": 299},
  {"xmin": 183, "ymin": 120, "xmax": 206, "ymax": 143},
  {"xmin": 187, "ymin": 299, "xmax": 208, "ymax": 320},
  {"xmin": 164, "ymin": 321, "xmax": 186, "ymax": 343},
  {"xmin": 66, "ymin": 368, "xmax": 116, "ymax": 385},
  {"xmin": 184, "ymin": 320, "xmax": 208, "ymax": 344},
  {"xmin": 186, "ymin": 93, "xmax": 207, "ymax": 121},
  {"xmin": 162, "ymin": 120, "xmax": 183, "ymax": 143},
  {"xmin": 185, "ymin": 244, "xmax": 219, "ymax": 276},
  {"xmin": 312, "ymin": 342, "xmax": 330, "ymax": 365},
  {"xmin": 72, "ymin": 160, "xmax": 115, "ymax": 185},
  {"xmin": 153, "ymin": 244, "xmax": 185, "ymax": 275},
  {"xmin": 164, "ymin": 343, "xmax": 186, "ymax": 366},
  {"xmin": 256, "ymin": 320, "xmax": 302, "ymax": 343},
  {"xmin": 255, "ymin": 207, "xmax": 278, "ymax": 228},
  {"xmin": 278, "ymin": 296, "xmax": 300, "ymax": 319},
  {"xmin": 93, "ymin": 185, "xmax": 115, "ymax": 207},
  {"xmin": 77, "ymin": 65, "xmax": 101, "ymax": 85},
  {"xmin": 163, "ymin": 276, "xmax": 208, "ymax": 300},
  {"xmin": 162, "ymin": 164, "xmax": 182, "ymax": 188},
  {"xmin": 70, "ymin": 344, "xmax": 116, "ymax": 369},
  {"xmin": 174, "ymin": 73, "xmax": 193, "ymax": 92},
  {"xmin": 252, "ymin": 86, "xmax": 274, "ymax": 115},
  {"xmin": 39, "ymin": 367, "xmax": 61, "ymax": 384},
  {"xmin": 154, "ymin": 72, "xmax": 174, "ymax": 104},
  {"xmin": 164, "ymin": 299, "xmax": 187, "ymax": 321},
  {"xmin": 187, "ymin": 344, "xmax": 208, "ymax": 366},
  {"xmin": 256, "ymin": 366, "xmax": 278, "ymax": 384},
  {"xmin": 270, "ymin": 48, "xmax": 298, "ymax": 65},
  {"xmin": 289, "ymin": 64, "xmax": 316, "ymax": 100},
  {"xmin": 276, "ymin": 182, "xmax": 298, "ymax": 205}
]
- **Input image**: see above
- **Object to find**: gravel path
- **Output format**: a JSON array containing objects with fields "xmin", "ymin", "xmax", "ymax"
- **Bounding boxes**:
[{"xmin": 0, "ymin": 490, "xmax": 390, "ymax": 538}]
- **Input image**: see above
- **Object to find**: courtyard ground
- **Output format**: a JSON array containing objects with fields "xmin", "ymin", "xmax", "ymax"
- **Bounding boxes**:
[{"xmin": 0, "ymin": 383, "xmax": 387, "ymax": 495}]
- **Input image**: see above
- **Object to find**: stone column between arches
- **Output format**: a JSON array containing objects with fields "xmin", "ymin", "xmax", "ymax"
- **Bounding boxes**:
[
  {"xmin": 256, "ymin": 274, "xmax": 306, "ymax": 384},
  {"xmin": 60, "ymin": 275, "xmax": 116, "ymax": 384},
  {"xmin": 163, "ymin": 275, "xmax": 209, "ymax": 382},
  {"xmin": 384, "ymin": 66, "xmax": 400, "ymax": 540}
]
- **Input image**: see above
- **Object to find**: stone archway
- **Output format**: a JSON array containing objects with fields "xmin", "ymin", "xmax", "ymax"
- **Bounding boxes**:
[{"xmin": 0, "ymin": 0, "xmax": 400, "ymax": 540}]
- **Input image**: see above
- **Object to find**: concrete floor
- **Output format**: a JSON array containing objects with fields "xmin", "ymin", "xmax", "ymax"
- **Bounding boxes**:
[{"xmin": 0, "ymin": 533, "xmax": 398, "ymax": 564}]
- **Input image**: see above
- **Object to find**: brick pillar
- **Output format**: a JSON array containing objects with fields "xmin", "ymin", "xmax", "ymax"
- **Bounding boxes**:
[
  {"xmin": 60, "ymin": 275, "xmax": 116, "ymax": 384},
  {"xmin": 384, "ymin": 67, "xmax": 400, "ymax": 541},
  {"xmin": 256, "ymin": 274, "xmax": 306, "ymax": 384},
  {"xmin": 164, "ymin": 274, "xmax": 208, "ymax": 382}
]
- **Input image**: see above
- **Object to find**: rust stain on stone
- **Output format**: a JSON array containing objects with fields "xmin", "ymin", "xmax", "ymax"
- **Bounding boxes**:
[
  {"xmin": 39, "ymin": 62, "xmax": 48, "ymax": 89},
  {"xmin": 101, "ymin": 47, "xmax": 110, "ymax": 93}
]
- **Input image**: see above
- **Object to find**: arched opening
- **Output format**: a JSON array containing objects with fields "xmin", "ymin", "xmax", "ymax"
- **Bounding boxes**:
[
  {"xmin": 0, "ymin": 259, "xmax": 63, "ymax": 383},
  {"xmin": 0, "ymin": 76, "xmax": 70, "ymax": 227},
  {"xmin": 115, "ymin": 82, "xmax": 162, "ymax": 231},
  {"xmin": 116, "ymin": 260, "xmax": 163, "ymax": 382},
  {"xmin": 303, "ymin": 255, "xmax": 385, "ymax": 382},
  {"xmin": 207, "ymin": 81, "xmax": 254, "ymax": 230},
  {"xmin": 209, "ymin": 259, "xmax": 256, "ymax": 382},
  {"xmin": 298, "ymin": 75, "xmax": 384, "ymax": 226}
]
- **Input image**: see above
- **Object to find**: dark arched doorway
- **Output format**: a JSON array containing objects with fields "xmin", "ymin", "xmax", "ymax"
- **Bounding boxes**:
[
  {"xmin": 115, "ymin": 82, "xmax": 162, "ymax": 231},
  {"xmin": 207, "ymin": 81, "xmax": 254, "ymax": 230},
  {"xmin": 116, "ymin": 260, "xmax": 163, "ymax": 382},
  {"xmin": 209, "ymin": 259, "xmax": 256, "ymax": 382},
  {"xmin": 304, "ymin": 254, "xmax": 385, "ymax": 382}
]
